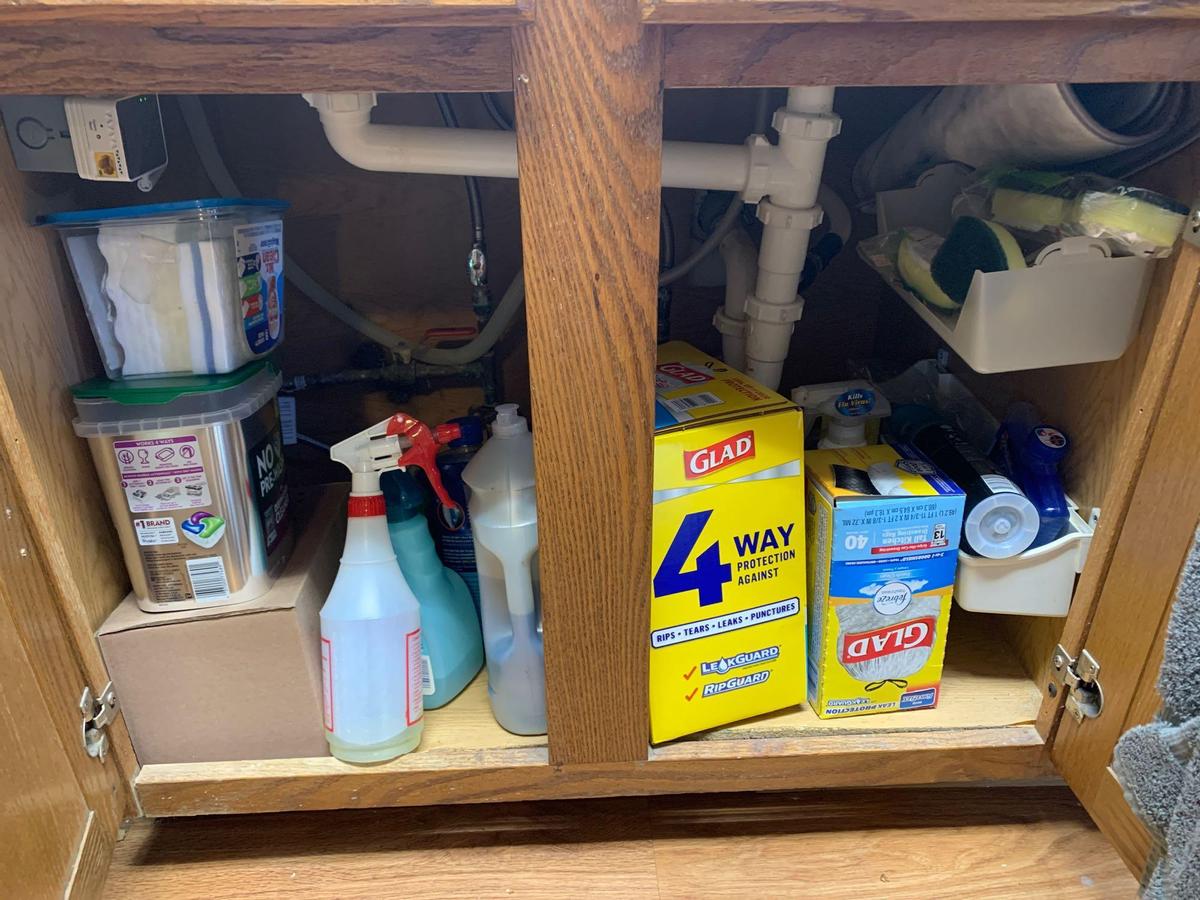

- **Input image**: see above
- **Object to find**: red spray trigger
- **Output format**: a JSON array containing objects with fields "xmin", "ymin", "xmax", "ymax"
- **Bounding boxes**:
[{"xmin": 385, "ymin": 413, "xmax": 462, "ymax": 513}]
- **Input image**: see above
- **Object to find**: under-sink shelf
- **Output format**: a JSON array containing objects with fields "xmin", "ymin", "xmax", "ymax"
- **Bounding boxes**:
[{"xmin": 133, "ymin": 608, "xmax": 1052, "ymax": 817}]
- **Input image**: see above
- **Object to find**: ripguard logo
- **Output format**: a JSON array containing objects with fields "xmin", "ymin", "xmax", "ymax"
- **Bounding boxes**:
[
  {"xmin": 841, "ymin": 617, "xmax": 936, "ymax": 664},
  {"xmin": 684, "ymin": 430, "xmax": 755, "ymax": 479}
]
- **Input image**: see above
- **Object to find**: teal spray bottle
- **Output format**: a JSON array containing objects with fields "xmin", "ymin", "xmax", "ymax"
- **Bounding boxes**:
[{"xmin": 381, "ymin": 467, "xmax": 484, "ymax": 709}]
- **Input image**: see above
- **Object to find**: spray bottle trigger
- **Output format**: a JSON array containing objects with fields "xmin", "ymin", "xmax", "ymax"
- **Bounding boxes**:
[{"xmin": 386, "ymin": 414, "xmax": 463, "ymax": 515}]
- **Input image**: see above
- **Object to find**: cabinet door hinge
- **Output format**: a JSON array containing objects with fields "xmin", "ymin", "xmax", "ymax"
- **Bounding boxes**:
[
  {"xmin": 79, "ymin": 682, "xmax": 118, "ymax": 762},
  {"xmin": 1049, "ymin": 644, "xmax": 1104, "ymax": 722}
]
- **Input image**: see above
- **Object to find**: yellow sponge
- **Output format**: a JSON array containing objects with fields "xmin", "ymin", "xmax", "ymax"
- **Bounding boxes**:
[{"xmin": 897, "ymin": 228, "xmax": 958, "ymax": 310}]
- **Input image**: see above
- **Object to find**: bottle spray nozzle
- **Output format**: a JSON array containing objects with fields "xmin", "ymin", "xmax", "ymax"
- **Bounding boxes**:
[
  {"xmin": 330, "ymin": 413, "xmax": 464, "ymax": 513},
  {"xmin": 388, "ymin": 414, "xmax": 463, "ymax": 514}
]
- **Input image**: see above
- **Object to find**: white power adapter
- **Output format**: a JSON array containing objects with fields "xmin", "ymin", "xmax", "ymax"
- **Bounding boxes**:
[{"xmin": 62, "ymin": 94, "xmax": 168, "ymax": 191}]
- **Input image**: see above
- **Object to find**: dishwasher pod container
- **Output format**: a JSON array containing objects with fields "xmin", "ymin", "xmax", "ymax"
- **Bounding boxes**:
[{"xmin": 72, "ymin": 362, "xmax": 292, "ymax": 613}]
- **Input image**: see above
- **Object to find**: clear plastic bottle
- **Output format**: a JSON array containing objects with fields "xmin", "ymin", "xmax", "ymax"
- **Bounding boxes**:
[
  {"xmin": 320, "ymin": 413, "xmax": 461, "ymax": 763},
  {"xmin": 320, "ymin": 490, "xmax": 424, "ymax": 762},
  {"xmin": 462, "ymin": 404, "xmax": 546, "ymax": 735}
]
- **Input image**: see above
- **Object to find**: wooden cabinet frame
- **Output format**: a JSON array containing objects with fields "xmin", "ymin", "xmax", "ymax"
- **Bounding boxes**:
[{"xmin": 1, "ymin": 1, "xmax": 1197, "ymax": 890}]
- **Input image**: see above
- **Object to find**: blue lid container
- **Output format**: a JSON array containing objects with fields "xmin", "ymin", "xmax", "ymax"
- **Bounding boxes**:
[{"xmin": 41, "ymin": 198, "xmax": 288, "ymax": 380}]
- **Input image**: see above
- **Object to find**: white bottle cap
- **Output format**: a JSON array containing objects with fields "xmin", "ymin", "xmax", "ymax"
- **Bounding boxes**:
[
  {"xmin": 492, "ymin": 403, "xmax": 528, "ymax": 438},
  {"xmin": 965, "ymin": 493, "xmax": 1040, "ymax": 559},
  {"xmin": 821, "ymin": 417, "xmax": 868, "ymax": 449}
]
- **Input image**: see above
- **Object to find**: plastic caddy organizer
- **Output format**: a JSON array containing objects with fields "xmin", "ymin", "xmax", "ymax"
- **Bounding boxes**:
[
  {"xmin": 954, "ymin": 502, "xmax": 1093, "ymax": 617},
  {"xmin": 859, "ymin": 165, "xmax": 1155, "ymax": 374}
]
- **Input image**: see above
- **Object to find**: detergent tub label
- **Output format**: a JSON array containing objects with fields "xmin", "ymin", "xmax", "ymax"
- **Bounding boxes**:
[
  {"xmin": 805, "ymin": 444, "xmax": 966, "ymax": 719},
  {"xmin": 649, "ymin": 342, "xmax": 806, "ymax": 744},
  {"xmin": 114, "ymin": 433, "xmax": 237, "ymax": 605},
  {"xmin": 235, "ymin": 220, "xmax": 284, "ymax": 356},
  {"xmin": 248, "ymin": 419, "xmax": 290, "ymax": 557},
  {"xmin": 114, "ymin": 435, "xmax": 211, "ymax": 513}
]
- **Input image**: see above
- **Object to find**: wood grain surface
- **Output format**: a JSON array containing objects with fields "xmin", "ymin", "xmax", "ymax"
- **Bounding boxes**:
[
  {"xmin": 1050, "ymin": 257, "xmax": 1200, "ymax": 874},
  {"xmin": 512, "ymin": 0, "xmax": 662, "ymax": 765},
  {"xmin": 1034, "ymin": 242, "xmax": 1200, "ymax": 737},
  {"xmin": 0, "ymin": 592, "xmax": 92, "ymax": 900},
  {"xmin": 107, "ymin": 787, "xmax": 1135, "ymax": 899},
  {"xmin": 0, "ymin": 151, "xmax": 140, "ymax": 786},
  {"xmin": 3, "ymin": 17, "xmax": 1198, "ymax": 94},
  {"xmin": 67, "ymin": 811, "xmax": 115, "ymax": 900},
  {"xmin": 0, "ymin": 0, "xmax": 530, "ymax": 27},
  {"xmin": 134, "ymin": 725, "xmax": 1051, "ymax": 816},
  {"xmin": 644, "ymin": 0, "xmax": 1200, "ymax": 23},
  {"xmin": 0, "ymin": 26, "xmax": 514, "ymax": 94},
  {"xmin": 702, "ymin": 608, "xmax": 1042, "ymax": 740},
  {"xmin": 0, "ymin": 462, "xmax": 129, "ymax": 842},
  {"xmin": 131, "ymin": 609, "xmax": 1047, "ymax": 816},
  {"xmin": 663, "ymin": 20, "xmax": 1200, "ymax": 87}
]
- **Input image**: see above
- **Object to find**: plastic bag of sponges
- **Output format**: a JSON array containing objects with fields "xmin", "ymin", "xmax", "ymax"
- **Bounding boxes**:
[{"xmin": 955, "ymin": 168, "xmax": 1188, "ymax": 258}]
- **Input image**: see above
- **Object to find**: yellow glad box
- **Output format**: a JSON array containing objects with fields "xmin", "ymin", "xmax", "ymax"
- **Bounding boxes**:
[
  {"xmin": 805, "ymin": 444, "xmax": 965, "ymax": 719},
  {"xmin": 649, "ymin": 343, "xmax": 806, "ymax": 744}
]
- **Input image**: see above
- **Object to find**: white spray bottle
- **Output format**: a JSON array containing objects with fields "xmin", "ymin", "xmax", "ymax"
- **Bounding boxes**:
[
  {"xmin": 321, "ymin": 412, "xmax": 463, "ymax": 763},
  {"xmin": 792, "ymin": 381, "xmax": 891, "ymax": 449}
]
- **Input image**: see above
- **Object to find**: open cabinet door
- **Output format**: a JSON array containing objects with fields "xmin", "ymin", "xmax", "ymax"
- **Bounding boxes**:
[
  {"xmin": 0, "ymin": 459, "xmax": 129, "ymax": 897},
  {"xmin": 1048, "ymin": 239, "xmax": 1200, "ymax": 878},
  {"xmin": 0, "ymin": 145, "xmax": 135, "ymax": 896}
]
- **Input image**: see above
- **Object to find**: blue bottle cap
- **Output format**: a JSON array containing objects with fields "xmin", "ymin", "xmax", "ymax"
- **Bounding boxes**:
[
  {"xmin": 1022, "ymin": 425, "xmax": 1069, "ymax": 464},
  {"xmin": 447, "ymin": 415, "xmax": 484, "ymax": 449}
]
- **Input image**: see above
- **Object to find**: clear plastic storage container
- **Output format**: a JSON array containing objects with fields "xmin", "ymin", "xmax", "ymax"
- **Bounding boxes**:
[{"xmin": 42, "ymin": 198, "xmax": 287, "ymax": 379}]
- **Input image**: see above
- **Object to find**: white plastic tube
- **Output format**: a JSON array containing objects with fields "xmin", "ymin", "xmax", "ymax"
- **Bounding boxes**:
[
  {"xmin": 714, "ymin": 183, "xmax": 850, "ymax": 373},
  {"xmin": 305, "ymin": 91, "xmax": 842, "ymax": 389},
  {"xmin": 307, "ymin": 93, "xmax": 754, "ymax": 193},
  {"xmin": 715, "ymin": 228, "xmax": 757, "ymax": 371},
  {"xmin": 743, "ymin": 87, "xmax": 839, "ymax": 389}
]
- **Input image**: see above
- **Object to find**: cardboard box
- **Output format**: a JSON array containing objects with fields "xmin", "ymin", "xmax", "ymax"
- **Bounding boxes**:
[
  {"xmin": 805, "ymin": 444, "xmax": 965, "ymax": 719},
  {"xmin": 97, "ymin": 486, "xmax": 346, "ymax": 764},
  {"xmin": 650, "ymin": 342, "xmax": 806, "ymax": 743}
]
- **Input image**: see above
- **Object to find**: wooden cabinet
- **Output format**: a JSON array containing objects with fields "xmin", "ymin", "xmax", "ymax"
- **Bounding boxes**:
[{"xmin": 1, "ymin": 1, "xmax": 1197, "ymax": 893}]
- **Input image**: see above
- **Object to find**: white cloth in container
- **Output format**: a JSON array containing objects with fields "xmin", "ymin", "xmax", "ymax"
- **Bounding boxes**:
[
  {"xmin": 176, "ymin": 238, "xmax": 244, "ymax": 374},
  {"xmin": 97, "ymin": 224, "xmax": 242, "ymax": 376}
]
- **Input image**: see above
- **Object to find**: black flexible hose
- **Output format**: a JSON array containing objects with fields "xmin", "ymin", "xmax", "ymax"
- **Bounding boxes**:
[
  {"xmin": 436, "ymin": 93, "xmax": 486, "ymax": 248},
  {"xmin": 660, "ymin": 201, "xmax": 677, "ymax": 270},
  {"xmin": 481, "ymin": 93, "xmax": 515, "ymax": 131}
]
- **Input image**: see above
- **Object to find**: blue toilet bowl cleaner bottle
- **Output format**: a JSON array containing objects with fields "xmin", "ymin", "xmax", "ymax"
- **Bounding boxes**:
[
  {"xmin": 434, "ymin": 414, "xmax": 484, "ymax": 615},
  {"xmin": 993, "ymin": 402, "xmax": 1071, "ymax": 547},
  {"xmin": 382, "ymin": 468, "xmax": 484, "ymax": 709}
]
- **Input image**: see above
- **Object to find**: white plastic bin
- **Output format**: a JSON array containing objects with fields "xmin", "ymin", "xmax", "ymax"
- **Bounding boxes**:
[
  {"xmin": 41, "ymin": 198, "xmax": 287, "ymax": 379},
  {"xmin": 860, "ymin": 172, "xmax": 1155, "ymax": 374},
  {"xmin": 954, "ymin": 504, "xmax": 1093, "ymax": 617}
]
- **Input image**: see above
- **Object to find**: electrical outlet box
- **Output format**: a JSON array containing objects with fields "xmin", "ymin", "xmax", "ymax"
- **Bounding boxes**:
[{"xmin": 0, "ymin": 96, "xmax": 76, "ymax": 173}]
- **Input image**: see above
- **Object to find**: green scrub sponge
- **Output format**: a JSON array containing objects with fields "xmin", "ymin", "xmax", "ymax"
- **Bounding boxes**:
[
  {"xmin": 930, "ymin": 217, "xmax": 1026, "ymax": 306},
  {"xmin": 897, "ymin": 228, "xmax": 959, "ymax": 310}
]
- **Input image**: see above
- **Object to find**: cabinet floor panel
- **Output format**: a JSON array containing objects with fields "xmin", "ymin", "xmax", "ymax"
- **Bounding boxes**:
[
  {"xmin": 135, "ymin": 610, "xmax": 1053, "ymax": 817},
  {"xmin": 675, "ymin": 607, "xmax": 1045, "ymax": 745},
  {"xmin": 109, "ymin": 786, "xmax": 1135, "ymax": 899}
]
